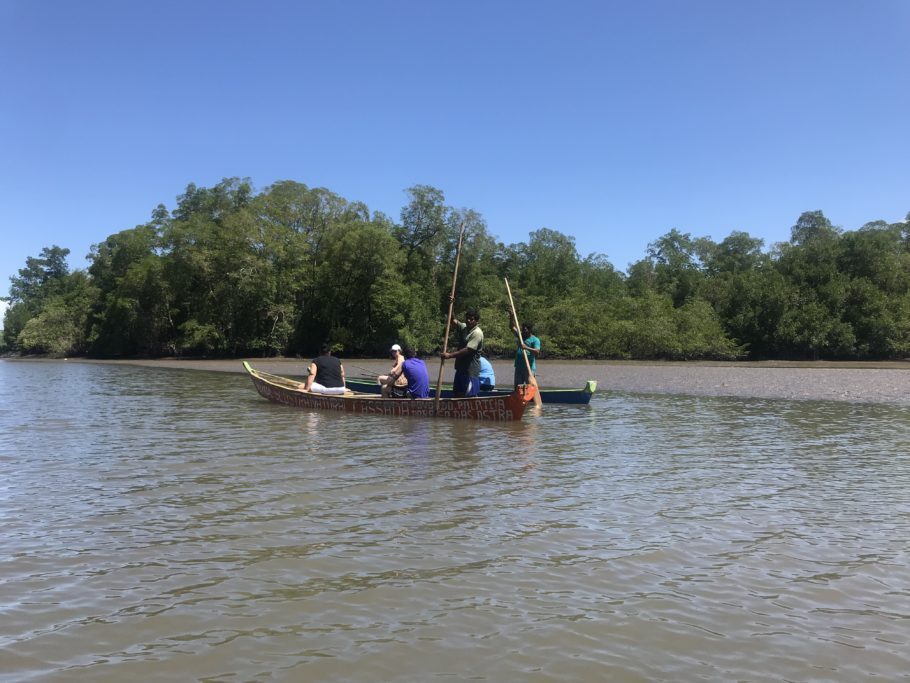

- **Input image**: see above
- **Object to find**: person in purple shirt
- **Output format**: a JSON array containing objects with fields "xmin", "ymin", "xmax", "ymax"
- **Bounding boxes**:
[{"xmin": 386, "ymin": 345, "xmax": 430, "ymax": 398}]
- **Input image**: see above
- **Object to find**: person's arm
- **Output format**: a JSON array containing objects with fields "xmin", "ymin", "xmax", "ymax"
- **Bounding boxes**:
[
  {"xmin": 521, "ymin": 340, "xmax": 541, "ymax": 357},
  {"xmin": 340, "ymin": 363, "xmax": 346, "ymax": 386},
  {"xmin": 441, "ymin": 321, "xmax": 467, "ymax": 360},
  {"xmin": 445, "ymin": 328, "xmax": 482, "ymax": 360},
  {"xmin": 303, "ymin": 362, "xmax": 317, "ymax": 391},
  {"xmin": 381, "ymin": 355, "xmax": 401, "ymax": 387},
  {"xmin": 387, "ymin": 363, "xmax": 404, "ymax": 385},
  {"xmin": 442, "ymin": 347, "xmax": 471, "ymax": 360}
]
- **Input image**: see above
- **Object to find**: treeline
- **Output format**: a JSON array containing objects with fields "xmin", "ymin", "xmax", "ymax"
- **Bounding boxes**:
[{"xmin": 3, "ymin": 178, "xmax": 909, "ymax": 360}]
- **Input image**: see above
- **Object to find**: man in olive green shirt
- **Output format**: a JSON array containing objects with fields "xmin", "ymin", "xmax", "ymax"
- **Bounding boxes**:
[{"xmin": 441, "ymin": 307, "xmax": 484, "ymax": 397}]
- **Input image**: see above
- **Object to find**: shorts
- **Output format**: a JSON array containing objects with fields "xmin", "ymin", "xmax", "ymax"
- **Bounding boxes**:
[
  {"xmin": 514, "ymin": 365, "xmax": 534, "ymax": 387},
  {"xmin": 389, "ymin": 385, "xmax": 408, "ymax": 398},
  {"xmin": 309, "ymin": 382, "xmax": 348, "ymax": 395},
  {"xmin": 453, "ymin": 370, "xmax": 479, "ymax": 397}
]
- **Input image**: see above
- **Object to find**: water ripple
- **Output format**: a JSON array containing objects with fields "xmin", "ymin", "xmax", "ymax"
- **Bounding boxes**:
[{"xmin": 1, "ymin": 361, "xmax": 909, "ymax": 681}]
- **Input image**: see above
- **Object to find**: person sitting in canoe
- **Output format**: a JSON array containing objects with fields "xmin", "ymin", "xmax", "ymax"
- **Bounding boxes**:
[
  {"xmin": 379, "ymin": 343, "xmax": 409, "ymax": 397},
  {"xmin": 478, "ymin": 355, "xmax": 496, "ymax": 391},
  {"xmin": 300, "ymin": 343, "xmax": 349, "ymax": 394},
  {"xmin": 440, "ymin": 307, "xmax": 484, "ymax": 397},
  {"xmin": 385, "ymin": 345, "xmax": 430, "ymax": 399}
]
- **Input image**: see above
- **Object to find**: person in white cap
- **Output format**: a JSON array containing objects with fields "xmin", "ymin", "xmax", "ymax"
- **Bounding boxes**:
[{"xmin": 378, "ymin": 344, "xmax": 407, "ymax": 397}]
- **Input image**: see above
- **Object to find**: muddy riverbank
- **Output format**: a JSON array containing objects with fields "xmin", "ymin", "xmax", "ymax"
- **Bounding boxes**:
[{"xmin": 11, "ymin": 357, "xmax": 908, "ymax": 406}]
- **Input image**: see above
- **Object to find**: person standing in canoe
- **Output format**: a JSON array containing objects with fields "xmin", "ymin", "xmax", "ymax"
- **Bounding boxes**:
[
  {"xmin": 441, "ymin": 307, "xmax": 484, "ymax": 397},
  {"xmin": 301, "ymin": 343, "xmax": 348, "ymax": 394},
  {"xmin": 385, "ymin": 345, "xmax": 430, "ymax": 398},
  {"xmin": 511, "ymin": 315, "xmax": 541, "ymax": 389}
]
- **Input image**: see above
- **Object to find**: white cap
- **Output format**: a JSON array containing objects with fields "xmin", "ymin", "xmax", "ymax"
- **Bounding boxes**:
[{"xmin": 391, "ymin": 344, "xmax": 402, "ymax": 352}]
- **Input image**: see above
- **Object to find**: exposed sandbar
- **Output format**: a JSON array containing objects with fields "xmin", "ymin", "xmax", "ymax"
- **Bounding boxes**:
[{"xmin": 15, "ymin": 357, "xmax": 908, "ymax": 406}]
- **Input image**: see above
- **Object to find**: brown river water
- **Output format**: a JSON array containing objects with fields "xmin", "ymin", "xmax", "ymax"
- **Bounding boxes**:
[{"xmin": 1, "ymin": 358, "xmax": 909, "ymax": 681}]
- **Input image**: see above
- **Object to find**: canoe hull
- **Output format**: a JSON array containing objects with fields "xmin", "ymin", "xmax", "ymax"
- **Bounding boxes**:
[
  {"xmin": 245, "ymin": 363, "xmax": 536, "ymax": 422},
  {"xmin": 346, "ymin": 377, "xmax": 597, "ymax": 405}
]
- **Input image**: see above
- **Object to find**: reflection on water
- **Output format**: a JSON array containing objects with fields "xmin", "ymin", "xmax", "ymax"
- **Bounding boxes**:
[{"xmin": 1, "ymin": 360, "xmax": 909, "ymax": 682}]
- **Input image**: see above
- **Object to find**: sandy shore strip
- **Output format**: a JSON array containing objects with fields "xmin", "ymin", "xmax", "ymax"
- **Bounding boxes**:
[{"xmin": 10, "ymin": 357, "xmax": 909, "ymax": 406}]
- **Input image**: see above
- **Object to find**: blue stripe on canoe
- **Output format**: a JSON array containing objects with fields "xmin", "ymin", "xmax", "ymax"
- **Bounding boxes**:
[{"xmin": 345, "ymin": 377, "xmax": 596, "ymax": 405}]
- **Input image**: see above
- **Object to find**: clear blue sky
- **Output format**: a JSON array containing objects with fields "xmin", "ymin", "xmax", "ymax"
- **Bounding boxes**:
[{"xmin": 2, "ymin": 0, "xmax": 908, "ymax": 319}]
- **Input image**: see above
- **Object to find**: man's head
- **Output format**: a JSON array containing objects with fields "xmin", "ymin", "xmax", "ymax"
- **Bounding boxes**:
[
  {"xmin": 522, "ymin": 321, "xmax": 534, "ymax": 336},
  {"xmin": 403, "ymin": 345, "xmax": 418, "ymax": 359},
  {"xmin": 390, "ymin": 343, "xmax": 402, "ymax": 357},
  {"xmin": 465, "ymin": 307, "xmax": 480, "ymax": 328},
  {"xmin": 319, "ymin": 343, "xmax": 332, "ymax": 355}
]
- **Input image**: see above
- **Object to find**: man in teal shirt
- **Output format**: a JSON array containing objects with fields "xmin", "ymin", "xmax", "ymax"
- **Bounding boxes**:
[{"xmin": 512, "ymin": 319, "xmax": 540, "ymax": 388}]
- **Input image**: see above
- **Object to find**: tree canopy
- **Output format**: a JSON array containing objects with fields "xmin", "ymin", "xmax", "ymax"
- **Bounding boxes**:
[{"xmin": 3, "ymin": 181, "xmax": 909, "ymax": 362}]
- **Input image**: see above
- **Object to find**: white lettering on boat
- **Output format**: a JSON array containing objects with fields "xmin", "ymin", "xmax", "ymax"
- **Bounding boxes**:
[{"xmin": 253, "ymin": 376, "xmax": 520, "ymax": 421}]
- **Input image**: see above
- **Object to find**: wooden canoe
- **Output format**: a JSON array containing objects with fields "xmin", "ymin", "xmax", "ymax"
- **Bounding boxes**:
[
  {"xmin": 244, "ymin": 362, "xmax": 537, "ymax": 422},
  {"xmin": 345, "ymin": 376, "xmax": 597, "ymax": 405}
]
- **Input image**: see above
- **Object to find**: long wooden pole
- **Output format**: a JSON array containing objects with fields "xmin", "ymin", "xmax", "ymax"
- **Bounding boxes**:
[
  {"xmin": 435, "ymin": 221, "xmax": 467, "ymax": 413},
  {"xmin": 505, "ymin": 277, "xmax": 542, "ymax": 408}
]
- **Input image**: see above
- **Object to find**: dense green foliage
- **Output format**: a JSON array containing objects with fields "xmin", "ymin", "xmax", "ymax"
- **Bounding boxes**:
[{"xmin": 3, "ymin": 178, "xmax": 909, "ymax": 360}]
